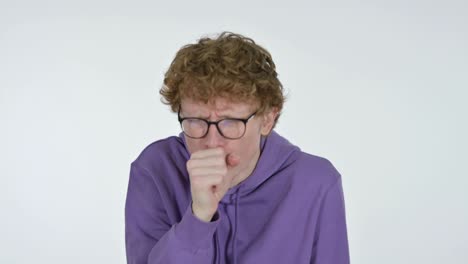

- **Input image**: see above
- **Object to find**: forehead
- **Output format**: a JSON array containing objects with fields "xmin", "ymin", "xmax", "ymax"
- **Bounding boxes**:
[{"xmin": 180, "ymin": 97, "xmax": 256, "ymax": 116}]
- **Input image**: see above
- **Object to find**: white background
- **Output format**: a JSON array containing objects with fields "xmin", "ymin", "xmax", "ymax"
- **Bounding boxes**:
[{"xmin": 1, "ymin": 0, "xmax": 467, "ymax": 263}]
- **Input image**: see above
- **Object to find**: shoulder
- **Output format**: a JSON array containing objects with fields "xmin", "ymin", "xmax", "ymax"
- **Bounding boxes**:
[
  {"xmin": 132, "ymin": 135, "xmax": 189, "ymax": 173},
  {"xmin": 293, "ymin": 151, "xmax": 342, "ymax": 189}
]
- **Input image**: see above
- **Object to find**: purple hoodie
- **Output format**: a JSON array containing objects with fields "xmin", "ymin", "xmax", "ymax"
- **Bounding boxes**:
[{"xmin": 125, "ymin": 131, "xmax": 350, "ymax": 264}]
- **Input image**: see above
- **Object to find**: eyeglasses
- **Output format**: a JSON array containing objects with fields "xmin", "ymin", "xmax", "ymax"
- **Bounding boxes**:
[{"xmin": 178, "ymin": 108, "xmax": 257, "ymax": 139}]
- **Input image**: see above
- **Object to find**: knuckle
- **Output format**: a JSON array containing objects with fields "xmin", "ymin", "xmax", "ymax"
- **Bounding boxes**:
[{"xmin": 186, "ymin": 160, "xmax": 193, "ymax": 170}]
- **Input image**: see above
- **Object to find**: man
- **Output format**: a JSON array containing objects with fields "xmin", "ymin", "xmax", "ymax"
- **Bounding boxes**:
[{"xmin": 125, "ymin": 32, "xmax": 350, "ymax": 263}]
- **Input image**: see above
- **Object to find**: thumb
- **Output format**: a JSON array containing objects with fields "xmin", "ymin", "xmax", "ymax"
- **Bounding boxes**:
[{"xmin": 226, "ymin": 153, "xmax": 240, "ymax": 167}]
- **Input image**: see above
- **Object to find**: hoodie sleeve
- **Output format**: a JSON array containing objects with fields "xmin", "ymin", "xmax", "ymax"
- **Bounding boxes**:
[
  {"xmin": 310, "ymin": 174, "xmax": 350, "ymax": 264},
  {"xmin": 125, "ymin": 162, "xmax": 220, "ymax": 264}
]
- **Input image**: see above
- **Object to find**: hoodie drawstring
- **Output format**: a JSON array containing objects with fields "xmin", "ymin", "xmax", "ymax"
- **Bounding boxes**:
[
  {"xmin": 215, "ymin": 230, "xmax": 220, "ymax": 264},
  {"xmin": 232, "ymin": 187, "xmax": 240, "ymax": 264},
  {"xmin": 215, "ymin": 187, "xmax": 241, "ymax": 264}
]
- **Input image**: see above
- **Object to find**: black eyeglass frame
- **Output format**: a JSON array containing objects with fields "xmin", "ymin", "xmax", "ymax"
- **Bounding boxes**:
[{"xmin": 177, "ymin": 109, "xmax": 257, "ymax": 140}]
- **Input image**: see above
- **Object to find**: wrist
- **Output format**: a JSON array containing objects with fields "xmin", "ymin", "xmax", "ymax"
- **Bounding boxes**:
[{"xmin": 191, "ymin": 203, "xmax": 216, "ymax": 222}]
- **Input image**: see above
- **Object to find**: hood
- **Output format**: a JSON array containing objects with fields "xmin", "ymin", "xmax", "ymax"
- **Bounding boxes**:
[
  {"xmin": 221, "ymin": 130, "xmax": 301, "ymax": 202},
  {"xmin": 180, "ymin": 130, "xmax": 301, "ymax": 264}
]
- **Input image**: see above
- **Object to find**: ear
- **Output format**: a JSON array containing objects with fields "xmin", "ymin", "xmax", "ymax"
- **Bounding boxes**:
[{"xmin": 260, "ymin": 108, "xmax": 279, "ymax": 136}]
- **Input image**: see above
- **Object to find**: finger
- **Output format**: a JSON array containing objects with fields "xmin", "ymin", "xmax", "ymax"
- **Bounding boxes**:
[
  {"xmin": 189, "ymin": 167, "xmax": 228, "ymax": 179},
  {"xmin": 191, "ymin": 147, "xmax": 225, "ymax": 159},
  {"xmin": 190, "ymin": 173, "xmax": 225, "ymax": 189},
  {"xmin": 187, "ymin": 156, "xmax": 226, "ymax": 171}
]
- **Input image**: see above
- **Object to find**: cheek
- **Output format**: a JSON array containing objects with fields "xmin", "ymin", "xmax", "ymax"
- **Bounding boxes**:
[
  {"xmin": 234, "ymin": 132, "xmax": 261, "ymax": 159},
  {"xmin": 185, "ymin": 139, "xmax": 202, "ymax": 154}
]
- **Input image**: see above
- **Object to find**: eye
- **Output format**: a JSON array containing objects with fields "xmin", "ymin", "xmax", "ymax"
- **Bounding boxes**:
[
  {"xmin": 219, "ymin": 119, "xmax": 244, "ymax": 131},
  {"xmin": 219, "ymin": 119, "xmax": 239, "ymax": 128},
  {"xmin": 185, "ymin": 119, "xmax": 205, "ymax": 128}
]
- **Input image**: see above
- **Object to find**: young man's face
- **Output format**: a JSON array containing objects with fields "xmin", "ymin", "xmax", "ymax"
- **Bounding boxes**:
[{"xmin": 179, "ymin": 97, "xmax": 276, "ymax": 185}]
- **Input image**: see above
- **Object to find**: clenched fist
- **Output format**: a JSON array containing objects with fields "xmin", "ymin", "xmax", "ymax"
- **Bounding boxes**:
[{"xmin": 187, "ymin": 147, "xmax": 240, "ymax": 222}]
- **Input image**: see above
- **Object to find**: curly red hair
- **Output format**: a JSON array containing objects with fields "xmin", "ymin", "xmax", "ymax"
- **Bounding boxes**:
[{"xmin": 160, "ymin": 32, "xmax": 285, "ymax": 121}]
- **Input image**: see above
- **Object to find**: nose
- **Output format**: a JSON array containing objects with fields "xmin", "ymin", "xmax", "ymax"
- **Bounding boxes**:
[{"xmin": 204, "ymin": 123, "xmax": 224, "ymax": 148}]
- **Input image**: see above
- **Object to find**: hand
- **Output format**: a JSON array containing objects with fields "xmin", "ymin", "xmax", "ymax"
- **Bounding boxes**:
[{"xmin": 186, "ymin": 147, "xmax": 240, "ymax": 222}]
